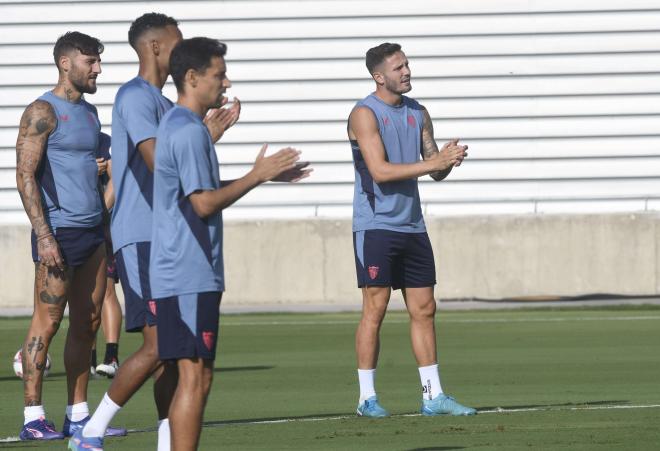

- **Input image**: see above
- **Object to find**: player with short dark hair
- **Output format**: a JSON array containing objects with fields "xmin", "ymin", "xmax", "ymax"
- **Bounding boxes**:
[
  {"xmin": 348, "ymin": 42, "xmax": 476, "ymax": 417},
  {"xmin": 149, "ymin": 36, "xmax": 309, "ymax": 450},
  {"xmin": 68, "ymin": 13, "xmax": 183, "ymax": 451},
  {"xmin": 15, "ymin": 31, "xmax": 126, "ymax": 441},
  {"xmin": 69, "ymin": 15, "xmax": 243, "ymax": 451}
]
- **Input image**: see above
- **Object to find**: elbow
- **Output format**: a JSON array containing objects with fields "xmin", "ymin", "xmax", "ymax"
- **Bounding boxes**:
[
  {"xmin": 371, "ymin": 170, "xmax": 391, "ymax": 184},
  {"xmin": 191, "ymin": 203, "xmax": 213, "ymax": 219}
]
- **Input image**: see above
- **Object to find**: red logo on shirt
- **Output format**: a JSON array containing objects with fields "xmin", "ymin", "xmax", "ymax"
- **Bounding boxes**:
[
  {"xmin": 407, "ymin": 115, "xmax": 416, "ymax": 127},
  {"xmin": 148, "ymin": 300, "xmax": 157, "ymax": 316},
  {"xmin": 383, "ymin": 117, "xmax": 390, "ymax": 126},
  {"xmin": 368, "ymin": 266, "xmax": 380, "ymax": 279},
  {"xmin": 59, "ymin": 115, "xmax": 69, "ymax": 122},
  {"xmin": 202, "ymin": 331, "xmax": 215, "ymax": 350}
]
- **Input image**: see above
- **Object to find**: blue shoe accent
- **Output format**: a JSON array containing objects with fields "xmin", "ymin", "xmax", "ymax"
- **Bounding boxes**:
[
  {"xmin": 68, "ymin": 429, "xmax": 104, "ymax": 451},
  {"xmin": 420, "ymin": 394, "xmax": 477, "ymax": 416},
  {"xmin": 19, "ymin": 417, "xmax": 65, "ymax": 440},
  {"xmin": 356, "ymin": 396, "xmax": 390, "ymax": 418},
  {"xmin": 62, "ymin": 416, "xmax": 127, "ymax": 438}
]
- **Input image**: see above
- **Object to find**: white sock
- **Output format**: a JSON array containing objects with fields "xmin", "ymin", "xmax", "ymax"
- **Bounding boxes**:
[
  {"xmin": 24, "ymin": 405, "xmax": 45, "ymax": 424},
  {"xmin": 357, "ymin": 368, "xmax": 377, "ymax": 403},
  {"xmin": 82, "ymin": 393, "xmax": 121, "ymax": 438},
  {"xmin": 66, "ymin": 402, "xmax": 89, "ymax": 422},
  {"xmin": 157, "ymin": 418, "xmax": 170, "ymax": 451},
  {"xmin": 418, "ymin": 363, "xmax": 443, "ymax": 401}
]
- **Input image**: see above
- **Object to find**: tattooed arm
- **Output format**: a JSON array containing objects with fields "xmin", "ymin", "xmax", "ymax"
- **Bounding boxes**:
[
  {"xmin": 15, "ymin": 100, "xmax": 63, "ymax": 269},
  {"xmin": 420, "ymin": 106, "xmax": 468, "ymax": 182}
]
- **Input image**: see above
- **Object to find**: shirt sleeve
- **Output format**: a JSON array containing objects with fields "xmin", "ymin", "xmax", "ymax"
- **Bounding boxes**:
[
  {"xmin": 119, "ymin": 87, "xmax": 159, "ymax": 146},
  {"xmin": 174, "ymin": 124, "xmax": 217, "ymax": 197}
]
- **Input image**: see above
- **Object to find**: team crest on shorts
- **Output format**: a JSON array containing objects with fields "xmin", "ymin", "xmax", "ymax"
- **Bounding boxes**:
[
  {"xmin": 148, "ymin": 300, "xmax": 157, "ymax": 316},
  {"xmin": 202, "ymin": 331, "xmax": 215, "ymax": 350},
  {"xmin": 368, "ymin": 265, "xmax": 380, "ymax": 279}
]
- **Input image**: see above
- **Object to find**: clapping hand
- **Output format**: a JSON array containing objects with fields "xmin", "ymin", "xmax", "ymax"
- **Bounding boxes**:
[{"xmin": 205, "ymin": 97, "xmax": 241, "ymax": 142}]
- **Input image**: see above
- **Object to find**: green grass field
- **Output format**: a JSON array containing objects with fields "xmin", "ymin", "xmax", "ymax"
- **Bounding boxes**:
[{"xmin": 1, "ymin": 306, "xmax": 659, "ymax": 450}]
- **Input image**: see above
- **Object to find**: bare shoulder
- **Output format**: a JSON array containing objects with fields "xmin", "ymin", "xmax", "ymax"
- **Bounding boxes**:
[
  {"xmin": 348, "ymin": 106, "xmax": 378, "ymax": 138},
  {"xmin": 18, "ymin": 100, "xmax": 56, "ymax": 137}
]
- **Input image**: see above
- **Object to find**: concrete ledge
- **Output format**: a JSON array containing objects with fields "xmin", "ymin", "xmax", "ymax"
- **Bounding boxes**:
[{"xmin": 1, "ymin": 213, "xmax": 658, "ymax": 309}]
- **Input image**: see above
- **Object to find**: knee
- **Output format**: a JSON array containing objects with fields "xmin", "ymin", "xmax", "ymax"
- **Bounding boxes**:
[
  {"xmin": 361, "ymin": 304, "xmax": 387, "ymax": 328},
  {"xmin": 68, "ymin": 318, "xmax": 99, "ymax": 343},
  {"xmin": 202, "ymin": 368, "xmax": 213, "ymax": 396},
  {"xmin": 410, "ymin": 298, "xmax": 436, "ymax": 321}
]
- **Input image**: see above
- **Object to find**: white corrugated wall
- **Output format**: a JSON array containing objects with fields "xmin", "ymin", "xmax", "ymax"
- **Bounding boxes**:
[{"xmin": 1, "ymin": 0, "xmax": 659, "ymax": 223}]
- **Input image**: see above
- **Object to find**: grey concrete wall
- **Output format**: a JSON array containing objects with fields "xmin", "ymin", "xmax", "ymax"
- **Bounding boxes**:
[{"xmin": 1, "ymin": 213, "xmax": 658, "ymax": 310}]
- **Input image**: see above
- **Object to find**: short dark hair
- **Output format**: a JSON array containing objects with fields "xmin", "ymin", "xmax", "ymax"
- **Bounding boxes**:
[
  {"xmin": 170, "ymin": 37, "xmax": 227, "ymax": 92},
  {"xmin": 366, "ymin": 42, "xmax": 402, "ymax": 74},
  {"xmin": 128, "ymin": 12, "xmax": 179, "ymax": 50},
  {"xmin": 53, "ymin": 32, "xmax": 104, "ymax": 67}
]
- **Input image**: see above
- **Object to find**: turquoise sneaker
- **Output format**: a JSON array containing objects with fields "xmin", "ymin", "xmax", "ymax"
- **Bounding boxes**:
[
  {"xmin": 356, "ymin": 396, "xmax": 390, "ymax": 418},
  {"xmin": 68, "ymin": 429, "xmax": 104, "ymax": 451},
  {"xmin": 420, "ymin": 394, "xmax": 477, "ymax": 416}
]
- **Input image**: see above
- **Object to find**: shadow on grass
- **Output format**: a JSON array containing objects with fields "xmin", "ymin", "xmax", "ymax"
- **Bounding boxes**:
[
  {"xmin": 405, "ymin": 448, "xmax": 465, "ymax": 451},
  {"xmin": 0, "ymin": 366, "xmax": 274, "ymax": 382},
  {"xmin": 213, "ymin": 365, "xmax": 274, "ymax": 373},
  {"xmin": 478, "ymin": 399, "xmax": 629, "ymax": 410}
]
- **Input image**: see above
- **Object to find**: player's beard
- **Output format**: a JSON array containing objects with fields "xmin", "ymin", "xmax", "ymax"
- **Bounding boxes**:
[
  {"xmin": 210, "ymin": 93, "xmax": 225, "ymax": 109},
  {"xmin": 384, "ymin": 76, "xmax": 412, "ymax": 94},
  {"xmin": 69, "ymin": 66, "xmax": 97, "ymax": 94}
]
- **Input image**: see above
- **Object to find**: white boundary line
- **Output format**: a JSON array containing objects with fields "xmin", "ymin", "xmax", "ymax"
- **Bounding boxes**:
[{"xmin": 3, "ymin": 403, "xmax": 658, "ymax": 442}]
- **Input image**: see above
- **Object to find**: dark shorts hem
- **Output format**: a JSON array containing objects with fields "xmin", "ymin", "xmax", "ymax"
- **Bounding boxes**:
[
  {"xmin": 115, "ymin": 242, "xmax": 155, "ymax": 332},
  {"xmin": 31, "ymin": 224, "xmax": 104, "ymax": 267},
  {"xmin": 354, "ymin": 229, "xmax": 436, "ymax": 290},
  {"xmin": 156, "ymin": 292, "xmax": 222, "ymax": 361}
]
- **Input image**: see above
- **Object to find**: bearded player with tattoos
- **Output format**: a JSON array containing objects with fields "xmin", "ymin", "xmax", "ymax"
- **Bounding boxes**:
[{"xmin": 15, "ymin": 32, "xmax": 125, "ymax": 441}]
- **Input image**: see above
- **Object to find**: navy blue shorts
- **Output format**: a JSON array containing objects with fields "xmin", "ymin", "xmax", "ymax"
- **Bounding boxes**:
[
  {"xmin": 31, "ymin": 224, "xmax": 104, "ymax": 267},
  {"xmin": 155, "ymin": 292, "xmax": 222, "ymax": 361},
  {"xmin": 115, "ymin": 242, "xmax": 155, "ymax": 332},
  {"xmin": 353, "ymin": 230, "xmax": 436, "ymax": 290}
]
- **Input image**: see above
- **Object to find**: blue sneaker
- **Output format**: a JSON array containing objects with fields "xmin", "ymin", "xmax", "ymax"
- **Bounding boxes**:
[
  {"xmin": 356, "ymin": 396, "xmax": 390, "ymax": 417},
  {"xmin": 68, "ymin": 429, "xmax": 104, "ymax": 451},
  {"xmin": 420, "ymin": 394, "xmax": 477, "ymax": 416},
  {"xmin": 19, "ymin": 417, "xmax": 65, "ymax": 440},
  {"xmin": 62, "ymin": 416, "xmax": 127, "ymax": 438}
]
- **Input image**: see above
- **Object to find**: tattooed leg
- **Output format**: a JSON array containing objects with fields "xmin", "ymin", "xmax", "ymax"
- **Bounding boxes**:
[
  {"xmin": 65, "ymin": 244, "xmax": 106, "ymax": 405},
  {"xmin": 22, "ymin": 262, "xmax": 70, "ymax": 406}
]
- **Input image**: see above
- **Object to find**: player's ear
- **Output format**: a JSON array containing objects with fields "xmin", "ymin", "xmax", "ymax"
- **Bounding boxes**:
[
  {"xmin": 151, "ymin": 39, "xmax": 160, "ymax": 56},
  {"xmin": 186, "ymin": 68, "xmax": 198, "ymax": 89},
  {"xmin": 372, "ymin": 71, "xmax": 385, "ymax": 86},
  {"xmin": 58, "ymin": 54, "xmax": 71, "ymax": 73}
]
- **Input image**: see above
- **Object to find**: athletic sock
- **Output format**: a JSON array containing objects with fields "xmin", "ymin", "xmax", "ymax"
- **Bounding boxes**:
[
  {"xmin": 418, "ymin": 363, "xmax": 443, "ymax": 401},
  {"xmin": 24, "ymin": 405, "xmax": 46, "ymax": 424},
  {"xmin": 357, "ymin": 368, "xmax": 377, "ymax": 403},
  {"xmin": 157, "ymin": 418, "xmax": 170, "ymax": 451},
  {"xmin": 104, "ymin": 343, "xmax": 119, "ymax": 364},
  {"xmin": 90, "ymin": 349, "xmax": 97, "ymax": 368},
  {"xmin": 66, "ymin": 402, "xmax": 89, "ymax": 422},
  {"xmin": 82, "ymin": 393, "xmax": 120, "ymax": 438}
]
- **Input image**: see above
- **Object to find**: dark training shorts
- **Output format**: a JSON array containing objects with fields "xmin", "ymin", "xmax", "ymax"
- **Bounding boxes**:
[
  {"xmin": 115, "ymin": 242, "xmax": 155, "ymax": 332},
  {"xmin": 155, "ymin": 292, "xmax": 222, "ymax": 361},
  {"xmin": 353, "ymin": 229, "xmax": 436, "ymax": 290},
  {"xmin": 31, "ymin": 224, "xmax": 104, "ymax": 267}
]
